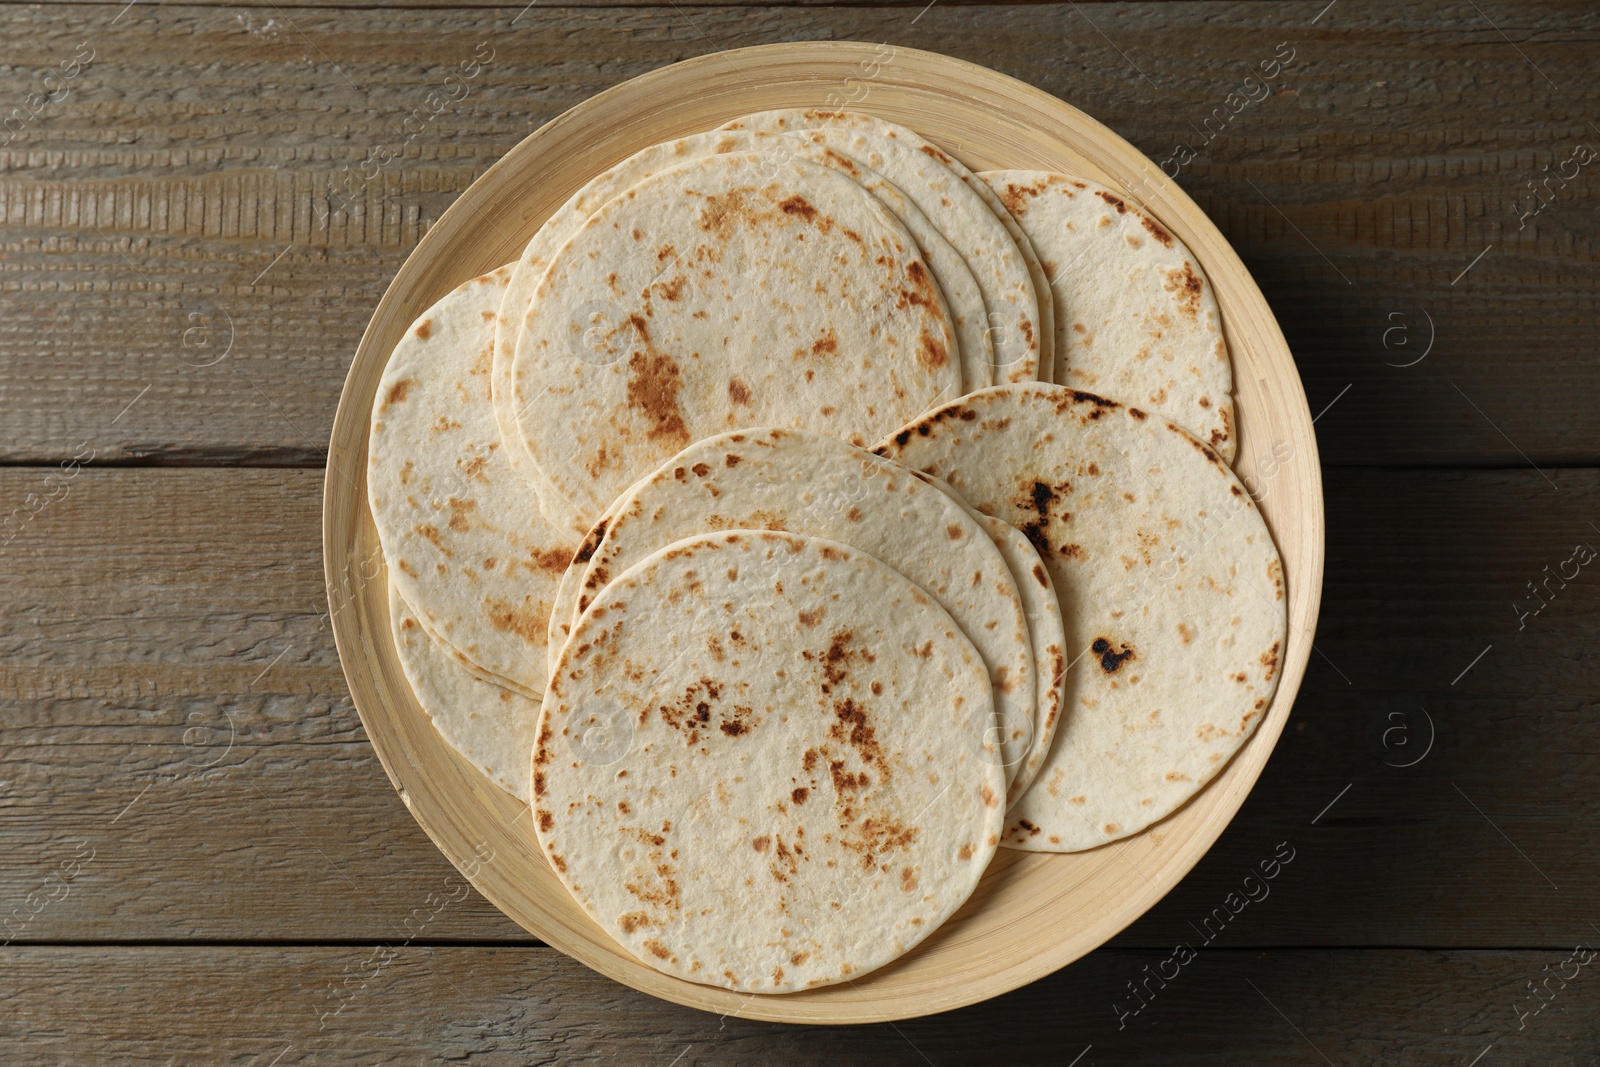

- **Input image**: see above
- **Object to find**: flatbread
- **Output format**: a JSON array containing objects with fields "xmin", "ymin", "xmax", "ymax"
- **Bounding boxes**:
[
  {"xmin": 722, "ymin": 110, "xmax": 1046, "ymax": 383},
  {"xmin": 545, "ymin": 502, "xmax": 621, "ymax": 679},
  {"xmin": 368, "ymin": 265, "xmax": 577, "ymax": 696},
  {"xmin": 877, "ymin": 384, "xmax": 1285, "ymax": 851},
  {"xmin": 972, "ymin": 513, "xmax": 1067, "ymax": 802},
  {"xmin": 493, "ymin": 249, "xmax": 588, "ymax": 537},
  {"xmin": 389, "ymin": 580, "xmax": 537, "ymax": 801},
  {"xmin": 933, "ymin": 142, "xmax": 1058, "ymax": 384},
  {"xmin": 900, "ymin": 466, "xmax": 1066, "ymax": 801},
  {"xmin": 498, "ymin": 130, "xmax": 991, "ymax": 398},
  {"xmin": 569, "ymin": 428, "xmax": 1036, "ymax": 783},
  {"xmin": 534, "ymin": 530, "xmax": 1004, "ymax": 991},
  {"xmin": 980, "ymin": 171, "xmax": 1236, "ymax": 462},
  {"xmin": 510, "ymin": 150, "xmax": 961, "ymax": 531}
]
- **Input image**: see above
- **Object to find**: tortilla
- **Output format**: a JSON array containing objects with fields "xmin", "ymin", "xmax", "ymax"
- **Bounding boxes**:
[
  {"xmin": 980, "ymin": 171, "xmax": 1236, "ymax": 462},
  {"xmin": 542, "ymin": 465, "xmax": 676, "ymax": 679},
  {"xmin": 876, "ymin": 384, "xmax": 1285, "ymax": 851},
  {"xmin": 368, "ymin": 265, "xmax": 577, "ymax": 696},
  {"xmin": 545, "ymin": 503, "xmax": 620, "ymax": 679},
  {"xmin": 568, "ymin": 428, "xmax": 1036, "ymax": 783},
  {"xmin": 721, "ymin": 110, "xmax": 1046, "ymax": 383},
  {"xmin": 493, "ymin": 215, "xmax": 604, "ymax": 537},
  {"xmin": 972, "ymin": 512, "xmax": 1067, "ymax": 802},
  {"xmin": 497, "ymin": 130, "xmax": 992, "ymax": 400},
  {"xmin": 534, "ymin": 530, "xmax": 1004, "ymax": 991},
  {"xmin": 510, "ymin": 150, "xmax": 961, "ymax": 532},
  {"xmin": 389, "ymin": 580, "xmax": 537, "ymax": 801},
  {"xmin": 898, "ymin": 465, "xmax": 1065, "ymax": 801}
]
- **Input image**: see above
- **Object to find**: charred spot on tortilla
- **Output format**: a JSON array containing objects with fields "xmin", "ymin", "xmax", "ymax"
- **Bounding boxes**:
[
  {"xmin": 1091, "ymin": 637, "xmax": 1135, "ymax": 674},
  {"xmin": 1015, "ymin": 479, "xmax": 1058, "ymax": 555}
]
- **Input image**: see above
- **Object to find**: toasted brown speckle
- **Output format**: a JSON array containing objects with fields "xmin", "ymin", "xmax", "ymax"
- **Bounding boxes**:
[
  {"xmin": 1141, "ymin": 214, "xmax": 1173, "ymax": 246},
  {"xmin": 625, "ymin": 350, "xmax": 688, "ymax": 447},
  {"xmin": 382, "ymin": 378, "xmax": 416, "ymax": 410}
]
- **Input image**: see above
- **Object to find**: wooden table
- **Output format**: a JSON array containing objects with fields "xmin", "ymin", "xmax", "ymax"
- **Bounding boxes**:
[{"xmin": 2, "ymin": 2, "xmax": 1595, "ymax": 1062}]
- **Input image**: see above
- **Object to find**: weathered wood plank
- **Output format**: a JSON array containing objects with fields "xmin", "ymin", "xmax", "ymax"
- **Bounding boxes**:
[
  {"xmin": 0, "ymin": 0, "xmax": 1273, "ymax": 8},
  {"xmin": 0, "ymin": 3, "xmax": 1595, "ymax": 466},
  {"xmin": 2, "ymin": 465, "xmax": 1597, "ymax": 947},
  {"xmin": 0, "ymin": 467, "xmax": 525, "ymax": 940},
  {"xmin": 0, "ymin": 945, "xmax": 1588, "ymax": 1064}
]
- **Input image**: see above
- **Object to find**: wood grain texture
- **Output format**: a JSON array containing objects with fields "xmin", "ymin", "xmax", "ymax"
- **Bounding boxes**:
[
  {"xmin": 5, "ymin": 0, "xmax": 1298, "ymax": 6},
  {"xmin": 1, "ymin": 945, "xmax": 1593, "ymax": 1064},
  {"xmin": 0, "ymin": 467, "xmax": 525, "ymax": 941},
  {"xmin": 0, "ymin": 2, "xmax": 1595, "ymax": 466},
  {"xmin": 2, "ymin": 467, "xmax": 1595, "ymax": 949},
  {"xmin": 1, "ymin": 0, "xmax": 1596, "ymax": 1051}
]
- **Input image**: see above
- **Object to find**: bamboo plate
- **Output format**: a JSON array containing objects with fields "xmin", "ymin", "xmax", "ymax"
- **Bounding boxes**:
[{"xmin": 324, "ymin": 41, "xmax": 1324, "ymax": 1024}]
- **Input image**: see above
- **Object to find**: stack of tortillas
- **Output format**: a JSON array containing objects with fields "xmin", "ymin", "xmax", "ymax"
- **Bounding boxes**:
[{"xmin": 364, "ymin": 110, "xmax": 1284, "ymax": 993}]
